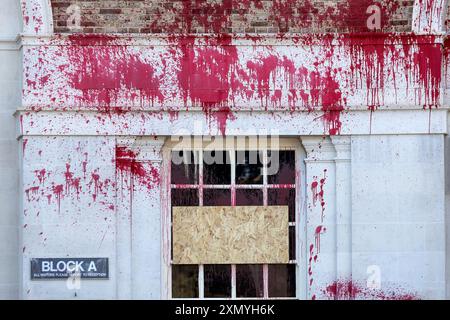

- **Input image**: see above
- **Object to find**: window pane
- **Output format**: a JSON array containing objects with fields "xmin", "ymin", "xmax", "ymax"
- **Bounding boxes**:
[
  {"xmin": 204, "ymin": 265, "xmax": 231, "ymax": 298},
  {"xmin": 236, "ymin": 151, "xmax": 263, "ymax": 185},
  {"xmin": 171, "ymin": 188, "xmax": 199, "ymax": 207},
  {"xmin": 268, "ymin": 188, "xmax": 296, "ymax": 222},
  {"xmin": 268, "ymin": 150, "xmax": 295, "ymax": 184},
  {"xmin": 203, "ymin": 151, "xmax": 231, "ymax": 185},
  {"xmin": 203, "ymin": 189, "xmax": 231, "ymax": 206},
  {"xmin": 236, "ymin": 264, "xmax": 264, "ymax": 298},
  {"xmin": 235, "ymin": 189, "xmax": 263, "ymax": 206},
  {"xmin": 289, "ymin": 226, "xmax": 296, "ymax": 261},
  {"xmin": 268, "ymin": 264, "xmax": 296, "ymax": 297},
  {"xmin": 172, "ymin": 265, "xmax": 199, "ymax": 298},
  {"xmin": 171, "ymin": 151, "xmax": 199, "ymax": 184}
]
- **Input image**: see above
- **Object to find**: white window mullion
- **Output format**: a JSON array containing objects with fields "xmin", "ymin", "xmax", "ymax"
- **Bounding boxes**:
[
  {"xmin": 199, "ymin": 264, "xmax": 204, "ymax": 299},
  {"xmin": 263, "ymin": 264, "xmax": 269, "ymax": 299},
  {"xmin": 231, "ymin": 264, "xmax": 237, "ymax": 298},
  {"xmin": 262, "ymin": 149, "xmax": 269, "ymax": 299},
  {"xmin": 230, "ymin": 149, "xmax": 237, "ymax": 299},
  {"xmin": 198, "ymin": 151, "xmax": 204, "ymax": 298}
]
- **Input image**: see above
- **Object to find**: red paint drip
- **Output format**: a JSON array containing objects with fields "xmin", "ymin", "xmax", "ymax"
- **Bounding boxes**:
[
  {"xmin": 52, "ymin": 184, "xmax": 64, "ymax": 214},
  {"xmin": 35, "ymin": 169, "xmax": 46, "ymax": 185},
  {"xmin": 22, "ymin": 139, "xmax": 28, "ymax": 155},
  {"xmin": 311, "ymin": 170, "xmax": 327, "ymax": 221},
  {"xmin": 115, "ymin": 146, "xmax": 160, "ymax": 190},
  {"xmin": 25, "ymin": 186, "xmax": 39, "ymax": 202},
  {"xmin": 90, "ymin": 172, "xmax": 101, "ymax": 202},
  {"xmin": 68, "ymin": 34, "xmax": 164, "ymax": 113},
  {"xmin": 175, "ymin": 35, "xmax": 238, "ymax": 134},
  {"xmin": 314, "ymin": 225, "xmax": 326, "ymax": 254}
]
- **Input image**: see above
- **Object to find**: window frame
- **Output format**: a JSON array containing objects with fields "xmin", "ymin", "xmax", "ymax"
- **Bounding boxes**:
[{"xmin": 162, "ymin": 138, "xmax": 303, "ymax": 300}]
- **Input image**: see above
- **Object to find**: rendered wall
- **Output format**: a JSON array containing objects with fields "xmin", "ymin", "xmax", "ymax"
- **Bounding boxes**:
[
  {"xmin": 0, "ymin": 0, "xmax": 22, "ymax": 300},
  {"xmin": 351, "ymin": 135, "xmax": 446, "ymax": 299}
]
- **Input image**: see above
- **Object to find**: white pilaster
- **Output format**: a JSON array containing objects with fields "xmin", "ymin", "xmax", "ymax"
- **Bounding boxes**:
[
  {"xmin": 130, "ymin": 137, "xmax": 165, "ymax": 299},
  {"xmin": 331, "ymin": 136, "xmax": 352, "ymax": 298},
  {"xmin": 301, "ymin": 136, "xmax": 336, "ymax": 300},
  {"xmin": 115, "ymin": 138, "xmax": 133, "ymax": 299},
  {"xmin": 115, "ymin": 136, "xmax": 166, "ymax": 299}
]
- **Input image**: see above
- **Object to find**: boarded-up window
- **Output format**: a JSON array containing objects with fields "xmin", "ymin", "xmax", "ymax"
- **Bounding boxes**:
[{"xmin": 172, "ymin": 206, "xmax": 289, "ymax": 264}]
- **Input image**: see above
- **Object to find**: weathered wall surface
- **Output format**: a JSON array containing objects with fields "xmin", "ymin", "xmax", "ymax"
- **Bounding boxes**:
[
  {"xmin": 21, "ymin": 136, "xmax": 118, "ymax": 299},
  {"xmin": 351, "ymin": 135, "xmax": 445, "ymax": 299},
  {"xmin": 21, "ymin": 33, "xmax": 446, "ymax": 137},
  {"xmin": 0, "ymin": 0, "xmax": 22, "ymax": 300}
]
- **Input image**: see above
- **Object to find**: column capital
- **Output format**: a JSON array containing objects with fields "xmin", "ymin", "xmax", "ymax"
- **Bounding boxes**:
[
  {"xmin": 300, "ymin": 136, "xmax": 336, "ymax": 162},
  {"xmin": 117, "ymin": 136, "xmax": 166, "ymax": 162},
  {"xmin": 331, "ymin": 136, "xmax": 351, "ymax": 161}
]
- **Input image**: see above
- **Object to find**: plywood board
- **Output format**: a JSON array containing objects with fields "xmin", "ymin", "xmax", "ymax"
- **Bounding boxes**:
[{"xmin": 172, "ymin": 206, "xmax": 289, "ymax": 264}]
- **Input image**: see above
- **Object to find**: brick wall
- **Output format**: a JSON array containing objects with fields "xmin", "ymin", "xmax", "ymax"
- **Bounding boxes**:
[{"xmin": 51, "ymin": 0, "xmax": 414, "ymax": 34}]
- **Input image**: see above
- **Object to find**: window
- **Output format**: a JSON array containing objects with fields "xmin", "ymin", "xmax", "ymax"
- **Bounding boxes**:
[{"xmin": 170, "ymin": 147, "xmax": 297, "ymax": 299}]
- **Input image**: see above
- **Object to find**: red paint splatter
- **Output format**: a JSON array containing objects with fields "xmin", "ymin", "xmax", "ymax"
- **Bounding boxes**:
[
  {"xmin": 67, "ymin": 34, "xmax": 164, "ymax": 113},
  {"xmin": 25, "ymin": 186, "xmax": 40, "ymax": 202},
  {"xmin": 314, "ymin": 225, "xmax": 326, "ymax": 254},
  {"xmin": 311, "ymin": 170, "xmax": 327, "ymax": 221},
  {"xmin": 115, "ymin": 146, "xmax": 160, "ymax": 190},
  {"xmin": 175, "ymin": 35, "xmax": 238, "ymax": 134},
  {"xmin": 90, "ymin": 172, "xmax": 101, "ymax": 202},
  {"xmin": 323, "ymin": 280, "xmax": 419, "ymax": 300},
  {"xmin": 35, "ymin": 169, "xmax": 47, "ymax": 185},
  {"xmin": 64, "ymin": 164, "xmax": 82, "ymax": 197},
  {"xmin": 82, "ymin": 153, "xmax": 88, "ymax": 179},
  {"xmin": 52, "ymin": 184, "xmax": 64, "ymax": 213},
  {"xmin": 22, "ymin": 139, "xmax": 28, "ymax": 155}
]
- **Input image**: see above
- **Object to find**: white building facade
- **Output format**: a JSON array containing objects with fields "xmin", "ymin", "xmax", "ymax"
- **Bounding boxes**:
[{"xmin": 0, "ymin": 0, "xmax": 449, "ymax": 299}]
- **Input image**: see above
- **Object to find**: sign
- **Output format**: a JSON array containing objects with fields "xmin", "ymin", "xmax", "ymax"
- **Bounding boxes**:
[{"xmin": 30, "ymin": 258, "xmax": 108, "ymax": 280}]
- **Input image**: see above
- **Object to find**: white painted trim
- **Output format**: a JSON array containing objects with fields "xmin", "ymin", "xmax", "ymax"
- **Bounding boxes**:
[
  {"xmin": 16, "ymin": 110, "xmax": 449, "ymax": 138},
  {"xmin": 18, "ymin": 32, "xmax": 447, "ymax": 47},
  {"xmin": 0, "ymin": 36, "xmax": 21, "ymax": 50}
]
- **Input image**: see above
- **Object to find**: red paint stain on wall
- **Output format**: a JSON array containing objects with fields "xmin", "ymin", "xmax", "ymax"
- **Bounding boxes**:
[
  {"xmin": 324, "ymin": 280, "xmax": 419, "ymax": 300},
  {"xmin": 175, "ymin": 35, "xmax": 238, "ymax": 134},
  {"xmin": 311, "ymin": 169, "xmax": 327, "ymax": 221},
  {"xmin": 67, "ymin": 34, "xmax": 164, "ymax": 112},
  {"xmin": 314, "ymin": 225, "xmax": 326, "ymax": 254},
  {"xmin": 52, "ymin": 184, "xmax": 64, "ymax": 213},
  {"xmin": 115, "ymin": 146, "xmax": 160, "ymax": 190}
]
